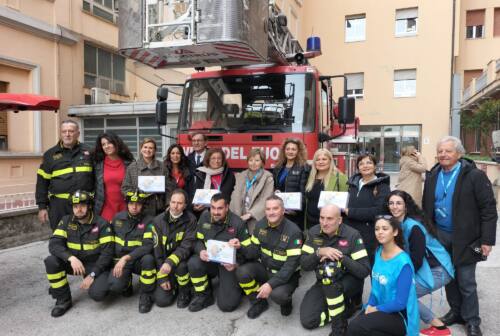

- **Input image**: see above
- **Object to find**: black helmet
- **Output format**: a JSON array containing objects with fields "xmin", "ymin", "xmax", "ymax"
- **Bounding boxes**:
[
  {"xmin": 125, "ymin": 190, "xmax": 150, "ymax": 203},
  {"xmin": 70, "ymin": 190, "xmax": 93, "ymax": 205}
]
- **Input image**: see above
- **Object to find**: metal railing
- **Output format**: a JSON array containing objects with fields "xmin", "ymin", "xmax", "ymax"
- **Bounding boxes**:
[
  {"xmin": 463, "ymin": 85, "xmax": 472, "ymax": 102},
  {"xmin": 0, "ymin": 192, "xmax": 37, "ymax": 214},
  {"xmin": 476, "ymin": 72, "xmax": 487, "ymax": 91},
  {"xmin": 496, "ymin": 59, "xmax": 500, "ymax": 73}
]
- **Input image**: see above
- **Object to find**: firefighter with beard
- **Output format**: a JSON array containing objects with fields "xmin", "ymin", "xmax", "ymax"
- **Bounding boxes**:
[
  {"xmin": 152, "ymin": 189, "xmax": 197, "ymax": 309},
  {"xmin": 43, "ymin": 190, "xmax": 113, "ymax": 317},
  {"xmin": 108, "ymin": 190, "xmax": 156, "ymax": 313}
]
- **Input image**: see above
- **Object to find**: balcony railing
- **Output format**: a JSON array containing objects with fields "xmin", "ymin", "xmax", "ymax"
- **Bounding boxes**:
[
  {"xmin": 0, "ymin": 192, "xmax": 36, "ymax": 214},
  {"xmin": 476, "ymin": 72, "xmax": 487, "ymax": 91},
  {"xmin": 462, "ymin": 58, "xmax": 500, "ymax": 106},
  {"xmin": 463, "ymin": 85, "xmax": 472, "ymax": 102}
]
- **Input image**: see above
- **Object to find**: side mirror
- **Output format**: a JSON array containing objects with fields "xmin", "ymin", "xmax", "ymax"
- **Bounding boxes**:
[
  {"xmin": 156, "ymin": 101, "xmax": 167, "ymax": 126},
  {"xmin": 157, "ymin": 86, "xmax": 169, "ymax": 101},
  {"xmin": 338, "ymin": 96, "xmax": 355, "ymax": 124}
]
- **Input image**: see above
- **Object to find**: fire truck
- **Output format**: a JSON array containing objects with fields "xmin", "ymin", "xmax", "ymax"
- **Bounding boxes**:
[{"xmin": 118, "ymin": 0, "xmax": 358, "ymax": 173}]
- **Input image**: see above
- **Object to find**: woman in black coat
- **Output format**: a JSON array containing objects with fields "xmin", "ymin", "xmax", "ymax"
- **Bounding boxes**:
[
  {"xmin": 343, "ymin": 154, "xmax": 391, "ymax": 265},
  {"xmin": 273, "ymin": 138, "xmax": 309, "ymax": 228},
  {"xmin": 191, "ymin": 148, "xmax": 235, "ymax": 216},
  {"xmin": 163, "ymin": 144, "xmax": 193, "ymax": 204}
]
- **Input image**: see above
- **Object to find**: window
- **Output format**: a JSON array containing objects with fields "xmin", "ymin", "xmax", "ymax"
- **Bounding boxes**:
[
  {"xmin": 83, "ymin": 117, "xmax": 164, "ymax": 159},
  {"xmin": 394, "ymin": 69, "xmax": 417, "ymax": 97},
  {"xmin": 83, "ymin": 0, "xmax": 118, "ymax": 24},
  {"xmin": 466, "ymin": 9, "xmax": 485, "ymax": 39},
  {"xmin": 84, "ymin": 42, "xmax": 126, "ymax": 95},
  {"xmin": 395, "ymin": 7, "xmax": 418, "ymax": 37},
  {"xmin": 345, "ymin": 14, "xmax": 366, "ymax": 42},
  {"xmin": 345, "ymin": 73, "xmax": 364, "ymax": 99},
  {"xmin": 494, "ymin": 8, "xmax": 500, "ymax": 37}
]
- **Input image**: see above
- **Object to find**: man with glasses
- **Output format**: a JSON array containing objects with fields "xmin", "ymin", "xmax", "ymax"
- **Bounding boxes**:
[{"xmin": 188, "ymin": 132, "xmax": 208, "ymax": 172}]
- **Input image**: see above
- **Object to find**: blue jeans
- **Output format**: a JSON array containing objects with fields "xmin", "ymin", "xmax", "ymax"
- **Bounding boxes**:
[{"xmin": 416, "ymin": 265, "xmax": 452, "ymax": 323}]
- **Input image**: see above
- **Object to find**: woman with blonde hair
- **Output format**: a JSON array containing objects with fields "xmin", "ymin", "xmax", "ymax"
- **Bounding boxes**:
[
  {"xmin": 304, "ymin": 148, "xmax": 348, "ymax": 230},
  {"xmin": 396, "ymin": 145, "xmax": 427, "ymax": 207},
  {"xmin": 230, "ymin": 148, "xmax": 274, "ymax": 234},
  {"xmin": 272, "ymin": 138, "xmax": 310, "ymax": 227},
  {"xmin": 121, "ymin": 138, "xmax": 165, "ymax": 216}
]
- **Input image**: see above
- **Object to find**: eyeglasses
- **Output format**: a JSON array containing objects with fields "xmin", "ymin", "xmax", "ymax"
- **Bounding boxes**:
[{"xmin": 375, "ymin": 215, "xmax": 393, "ymax": 220}]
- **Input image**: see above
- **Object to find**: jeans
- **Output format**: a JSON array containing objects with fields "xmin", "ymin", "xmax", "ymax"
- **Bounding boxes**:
[
  {"xmin": 437, "ymin": 229, "xmax": 481, "ymax": 326},
  {"xmin": 415, "ymin": 265, "xmax": 452, "ymax": 323}
]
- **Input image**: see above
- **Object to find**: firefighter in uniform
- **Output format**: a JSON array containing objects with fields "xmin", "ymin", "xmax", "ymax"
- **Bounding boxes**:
[
  {"xmin": 153, "ymin": 189, "xmax": 197, "ymax": 309},
  {"xmin": 108, "ymin": 190, "xmax": 156, "ymax": 313},
  {"xmin": 235, "ymin": 195, "xmax": 303, "ymax": 319},
  {"xmin": 300, "ymin": 204, "xmax": 370, "ymax": 336},
  {"xmin": 187, "ymin": 193, "xmax": 252, "ymax": 312},
  {"xmin": 43, "ymin": 190, "xmax": 113, "ymax": 317},
  {"xmin": 36, "ymin": 120, "xmax": 94, "ymax": 231}
]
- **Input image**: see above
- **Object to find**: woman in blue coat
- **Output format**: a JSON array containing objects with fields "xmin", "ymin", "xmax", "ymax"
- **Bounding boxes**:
[
  {"xmin": 386, "ymin": 190, "xmax": 454, "ymax": 336},
  {"xmin": 347, "ymin": 215, "xmax": 419, "ymax": 336}
]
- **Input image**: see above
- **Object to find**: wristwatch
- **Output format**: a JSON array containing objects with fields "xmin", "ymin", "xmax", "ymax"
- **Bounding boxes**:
[{"xmin": 89, "ymin": 271, "xmax": 96, "ymax": 278}]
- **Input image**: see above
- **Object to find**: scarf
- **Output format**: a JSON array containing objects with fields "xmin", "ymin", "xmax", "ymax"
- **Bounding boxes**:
[{"xmin": 197, "ymin": 166, "xmax": 224, "ymax": 189}]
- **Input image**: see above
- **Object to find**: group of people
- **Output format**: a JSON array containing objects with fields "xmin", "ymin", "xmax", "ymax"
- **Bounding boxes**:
[{"xmin": 36, "ymin": 120, "xmax": 497, "ymax": 336}]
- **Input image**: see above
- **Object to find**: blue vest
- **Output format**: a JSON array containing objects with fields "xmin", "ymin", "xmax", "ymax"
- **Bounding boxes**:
[
  {"xmin": 371, "ymin": 247, "xmax": 419, "ymax": 336},
  {"xmin": 402, "ymin": 217, "xmax": 455, "ymax": 289}
]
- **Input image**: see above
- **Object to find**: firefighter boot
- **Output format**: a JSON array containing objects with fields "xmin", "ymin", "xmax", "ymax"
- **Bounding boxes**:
[
  {"xmin": 138, "ymin": 293, "xmax": 154, "ymax": 314},
  {"xmin": 177, "ymin": 287, "xmax": 192, "ymax": 309},
  {"xmin": 247, "ymin": 294, "xmax": 269, "ymax": 319},
  {"xmin": 329, "ymin": 313, "xmax": 347, "ymax": 336},
  {"xmin": 188, "ymin": 290, "xmax": 214, "ymax": 312},
  {"xmin": 51, "ymin": 295, "xmax": 72, "ymax": 318}
]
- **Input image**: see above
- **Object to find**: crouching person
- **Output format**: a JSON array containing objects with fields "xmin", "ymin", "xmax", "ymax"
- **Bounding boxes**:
[
  {"xmin": 44, "ymin": 190, "xmax": 113, "ymax": 317},
  {"xmin": 235, "ymin": 195, "xmax": 303, "ymax": 319},
  {"xmin": 300, "ymin": 205, "xmax": 370, "ymax": 336},
  {"xmin": 153, "ymin": 189, "xmax": 197, "ymax": 309},
  {"xmin": 187, "ymin": 193, "xmax": 251, "ymax": 312},
  {"xmin": 108, "ymin": 190, "xmax": 156, "ymax": 313}
]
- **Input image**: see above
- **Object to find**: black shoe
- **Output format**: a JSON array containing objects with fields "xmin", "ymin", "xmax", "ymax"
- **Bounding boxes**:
[
  {"xmin": 177, "ymin": 290, "xmax": 192, "ymax": 309},
  {"xmin": 51, "ymin": 297, "xmax": 72, "ymax": 318},
  {"xmin": 440, "ymin": 310, "xmax": 466, "ymax": 326},
  {"xmin": 138, "ymin": 294, "xmax": 154, "ymax": 314},
  {"xmin": 466, "ymin": 324, "xmax": 482, "ymax": 336},
  {"xmin": 188, "ymin": 292, "xmax": 214, "ymax": 312},
  {"xmin": 280, "ymin": 302, "xmax": 293, "ymax": 316},
  {"xmin": 247, "ymin": 299, "xmax": 269, "ymax": 319},
  {"xmin": 329, "ymin": 317, "xmax": 347, "ymax": 336},
  {"xmin": 122, "ymin": 283, "xmax": 133, "ymax": 298},
  {"xmin": 345, "ymin": 299, "xmax": 362, "ymax": 319}
]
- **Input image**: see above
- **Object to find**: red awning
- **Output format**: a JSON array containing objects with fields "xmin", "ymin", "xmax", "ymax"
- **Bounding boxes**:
[{"xmin": 0, "ymin": 93, "xmax": 60, "ymax": 112}]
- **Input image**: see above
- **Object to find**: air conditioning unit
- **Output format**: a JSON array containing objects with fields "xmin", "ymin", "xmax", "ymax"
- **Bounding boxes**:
[{"xmin": 91, "ymin": 87, "xmax": 110, "ymax": 104}]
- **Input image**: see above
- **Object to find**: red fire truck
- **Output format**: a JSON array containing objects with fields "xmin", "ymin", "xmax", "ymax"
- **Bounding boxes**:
[{"xmin": 118, "ymin": 0, "xmax": 358, "ymax": 173}]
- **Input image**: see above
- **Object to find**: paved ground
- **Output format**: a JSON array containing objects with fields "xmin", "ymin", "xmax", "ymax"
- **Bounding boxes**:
[{"xmin": 1, "ymin": 224, "xmax": 499, "ymax": 336}]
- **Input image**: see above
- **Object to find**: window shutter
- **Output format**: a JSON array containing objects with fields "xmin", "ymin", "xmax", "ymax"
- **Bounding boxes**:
[
  {"xmin": 466, "ymin": 9, "xmax": 485, "ymax": 27},
  {"xmin": 346, "ymin": 73, "xmax": 364, "ymax": 90},
  {"xmin": 396, "ymin": 7, "xmax": 418, "ymax": 20},
  {"xmin": 394, "ymin": 69, "xmax": 416, "ymax": 81}
]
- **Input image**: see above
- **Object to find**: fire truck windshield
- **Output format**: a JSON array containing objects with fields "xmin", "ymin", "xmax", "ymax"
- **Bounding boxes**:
[{"xmin": 179, "ymin": 73, "xmax": 315, "ymax": 133}]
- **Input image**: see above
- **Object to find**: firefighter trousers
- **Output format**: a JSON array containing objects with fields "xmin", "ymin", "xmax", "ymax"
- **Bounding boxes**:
[
  {"xmin": 187, "ymin": 255, "xmax": 242, "ymax": 312},
  {"xmin": 44, "ymin": 255, "xmax": 108, "ymax": 302},
  {"xmin": 48, "ymin": 197, "xmax": 72, "ymax": 231},
  {"xmin": 108, "ymin": 254, "xmax": 156, "ymax": 295},
  {"xmin": 300, "ymin": 274, "xmax": 364, "ymax": 330},
  {"xmin": 154, "ymin": 260, "xmax": 191, "ymax": 307},
  {"xmin": 235, "ymin": 262, "xmax": 300, "ymax": 306}
]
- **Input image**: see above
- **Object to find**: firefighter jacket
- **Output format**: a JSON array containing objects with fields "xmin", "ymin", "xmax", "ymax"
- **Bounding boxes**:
[
  {"xmin": 152, "ymin": 210, "xmax": 197, "ymax": 284},
  {"xmin": 110, "ymin": 210, "xmax": 154, "ymax": 261},
  {"xmin": 49, "ymin": 212, "xmax": 113, "ymax": 277},
  {"xmin": 247, "ymin": 217, "xmax": 303, "ymax": 289},
  {"xmin": 36, "ymin": 142, "xmax": 94, "ymax": 209},
  {"xmin": 194, "ymin": 209, "xmax": 252, "ymax": 265},
  {"xmin": 300, "ymin": 224, "xmax": 371, "ymax": 281}
]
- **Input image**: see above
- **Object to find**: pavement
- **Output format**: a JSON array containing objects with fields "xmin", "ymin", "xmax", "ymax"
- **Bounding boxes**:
[{"xmin": 1, "ymin": 223, "xmax": 499, "ymax": 336}]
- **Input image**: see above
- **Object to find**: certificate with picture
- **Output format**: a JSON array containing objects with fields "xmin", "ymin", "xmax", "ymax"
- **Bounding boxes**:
[
  {"xmin": 192, "ymin": 189, "xmax": 220, "ymax": 206},
  {"xmin": 275, "ymin": 192, "xmax": 302, "ymax": 210},
  {"xmin": 318, "ymin": 191, "xmax": 349, "ymax": 209},
  {"xmin": 138, "ymin": 175, "xmax": 165, "ymax": 193},
  {"xmin": 206, "ymin": 239, "xmax": 236, "ymax": 265}
]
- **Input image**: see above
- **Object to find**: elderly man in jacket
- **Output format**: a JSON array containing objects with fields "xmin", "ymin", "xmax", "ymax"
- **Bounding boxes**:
[{"xmin": 422, "ymin": 136, "xmax": 497, "ymax": 336}]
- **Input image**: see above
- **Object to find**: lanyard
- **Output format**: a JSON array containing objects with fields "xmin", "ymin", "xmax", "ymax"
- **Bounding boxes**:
[
  {"xmin": 438, "ymin": 163, "xmax": 460, "ymax": 200},
  {"xmin": 245, "ymin": 169, "xmax": 261, "ymax": 192}
]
